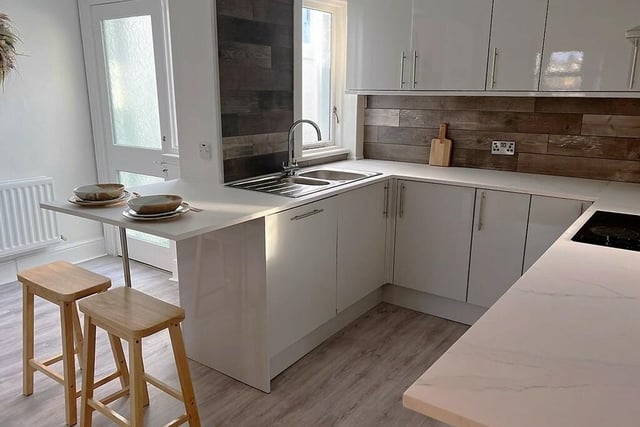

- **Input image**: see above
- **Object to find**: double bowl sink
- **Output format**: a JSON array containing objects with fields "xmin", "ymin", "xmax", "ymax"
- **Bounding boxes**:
[{"xmin": 228, "ymin": 169, "xmax": 381, "ymax": 198}]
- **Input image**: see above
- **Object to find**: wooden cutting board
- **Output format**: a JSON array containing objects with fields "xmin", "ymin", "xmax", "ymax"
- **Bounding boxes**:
[{"xmin": 429, "ymin": 122, "xmax": 452, "ymax": 167}]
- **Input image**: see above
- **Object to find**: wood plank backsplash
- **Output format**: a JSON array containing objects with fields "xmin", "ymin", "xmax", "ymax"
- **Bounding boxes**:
[
  {"xmin": 217, "ymin": 0, "xmax": 294, "ymax": 182},
  {"xmin": 364, "ymin": 96, "xmax": 640, "ymax": 183}
]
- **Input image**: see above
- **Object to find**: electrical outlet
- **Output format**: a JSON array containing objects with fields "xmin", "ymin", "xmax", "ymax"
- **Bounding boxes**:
[{"xmin": 491, "ymin": 140, "xmax": 515, "ymax": 155}]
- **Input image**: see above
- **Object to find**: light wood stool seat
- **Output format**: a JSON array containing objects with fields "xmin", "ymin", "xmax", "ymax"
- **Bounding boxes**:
[
  {"xmin": 79, "ymin": 287, "xmax": 200, "ymax": 427},
  {"xmin": 18, "ymin": 261, "xmax": 128, "ymax": 426}
]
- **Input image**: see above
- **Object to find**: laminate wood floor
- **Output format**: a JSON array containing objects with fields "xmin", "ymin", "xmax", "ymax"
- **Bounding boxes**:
[{"xmin": 0, "ymin": 256, "xmax": 467, "ymax": 426}]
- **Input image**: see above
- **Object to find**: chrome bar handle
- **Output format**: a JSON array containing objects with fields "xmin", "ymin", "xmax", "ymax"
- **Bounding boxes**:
[
  {"xmin": 490, "ymin": 47, "xmax": 498, "ymax": 89},
  {"xmin": 291, "ymin": 208, "xmax": 324, "ymax": 221},
  {"xmin": 383, "ymin": 183, "xmax": 390, "ymax": 218},
  {"xmin": 399, "ymin": 183, "xmax": 406, "ymax": 218},
  {"xmin": 477, "ymin": 191, "xmax": 486, "ymax": 231},
  {"xmin": 630, "ymin": 38, "xmax": 639, "ymax": 89},
  {"xmin": 412, "ymin": 50, "xmax": 418, "ymax": 88},
  {"xmin": 400, "ymin": 51, "xmax": 407, "ymax": 88}
]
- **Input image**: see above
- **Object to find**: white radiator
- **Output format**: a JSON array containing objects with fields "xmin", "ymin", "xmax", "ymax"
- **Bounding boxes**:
[{"xmin": 0, "ymin": 177, "xmax": 60, "ymax": 258}]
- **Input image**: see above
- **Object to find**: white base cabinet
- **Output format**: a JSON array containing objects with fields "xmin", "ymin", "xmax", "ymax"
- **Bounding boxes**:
[
  {"xmin": 394, "ymin": 181, "xmax": 475, "ymax": 302},
  {"xmin": 467, "ymin": 190, "xmax": 531, "ymax": 308},
  {"xmin": 523, "ymin": 196, "xmax": 591, "ymax": 272},
  {"xmin": 266, "ymin": 198, "xmax": 338, "ymax": 358},
  {"xmin": 337, "ymin": 181, "xmax": 389, "ymax": 312}
]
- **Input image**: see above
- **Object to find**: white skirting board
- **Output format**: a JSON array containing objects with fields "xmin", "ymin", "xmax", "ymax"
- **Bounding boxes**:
[
  {"xmin": 0, "ymin": 237, "xmax": 106, "ymax": 286},
  {"xmin": 382, "ymin": 284, "xmax": 487, "ymax": 326}
]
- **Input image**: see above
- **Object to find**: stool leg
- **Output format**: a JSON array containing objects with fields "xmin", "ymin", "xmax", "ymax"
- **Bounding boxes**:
[
  {"xmin": 60, "ymin": 302, "xmax": 77, "ymax": 426},
  {"xmin": 129, "ymin": 338, "xmax": 145, "ymax": 427},
  {"xmin": 80, "ymin": 315, "xmax": 97, "ymax": 427},
  {"xmin": 169, "ymin": 323, "xmax": 201, "ymax": 427},
  {"xmin": 107, "ymin": 333, "xmax": 129, "ymax": 390},
  {"xmin": 23, "ymin": 287, "xmax": 34, "ymax": 397},
  {"xmin": 71, "ymin": 303, "xmax": 83, "ymax": 370}
]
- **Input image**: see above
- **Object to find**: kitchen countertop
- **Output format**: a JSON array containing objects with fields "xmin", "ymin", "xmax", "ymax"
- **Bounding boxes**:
[
  {"xmin": 41, "ymin": 159, "xmax": 608, "ymax": 240},
  {"xmin": 403, "ymin": 180, "xmax": 640, "ymax": 427},
  {"xmin": 42, "ymin": 160, "xmax": 640, "ymax": 425}
]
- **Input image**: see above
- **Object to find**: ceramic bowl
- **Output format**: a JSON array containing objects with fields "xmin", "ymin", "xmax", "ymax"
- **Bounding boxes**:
[
  {"xmin": 127, "ymin": 194, "xmax": 183, "ymax": 215},
  {"xmin": 73, "ymin": 183, "xmax": 125, "ymax": 201}
]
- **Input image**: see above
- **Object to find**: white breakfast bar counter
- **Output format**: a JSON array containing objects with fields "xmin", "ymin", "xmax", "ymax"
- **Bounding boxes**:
[{"xmin": 41, "ymin": 160, "xmax": 640, "ymax": 424}]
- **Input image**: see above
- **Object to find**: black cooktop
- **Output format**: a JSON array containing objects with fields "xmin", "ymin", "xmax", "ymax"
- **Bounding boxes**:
[{"xmin": 572, "ymin": 210, "xmax": 640, "ymax": 252}]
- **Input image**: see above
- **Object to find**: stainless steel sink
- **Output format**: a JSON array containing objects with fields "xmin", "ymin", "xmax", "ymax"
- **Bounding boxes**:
[
  {"xmin": 227, "ymin": 168, "xmax": 381, "ymax": 198},
  {"xmin": 299, "ymin": 169, "xmax": 368, "ymax": 181}
]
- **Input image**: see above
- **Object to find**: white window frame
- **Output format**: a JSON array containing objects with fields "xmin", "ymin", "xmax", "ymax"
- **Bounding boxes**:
[{"xmin": 294, "ymin": 0, "xmax": 347, "ymax": 158}]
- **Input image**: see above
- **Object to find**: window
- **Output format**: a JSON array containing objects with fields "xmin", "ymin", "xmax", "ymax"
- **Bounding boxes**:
[{"xmin": 298, "ymin": 0, "xmax": 346, "ymax": 151}]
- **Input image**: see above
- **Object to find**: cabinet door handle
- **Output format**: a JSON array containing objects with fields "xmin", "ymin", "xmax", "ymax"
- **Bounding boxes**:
[
  {"xmin": 412, "ymin": 50, "xmax": 418, "ymax": 89},
  {"xmin": 399, "ymin": 183, "xmax": 406, "ymax": 218},
  {"xmin": 477, "ymin": 191, "xmax": 486, "ymax": 231},
  {"xmin": 400, "ymin": 51, "xmax": 407, "ymax": 88},
  {"xmin": 383, "ymin": 183, "xmax": 390, "ymax": 218},
  {"xmin": 630, "ymin": 38, "xmax": 639, "ymax": 89},
  {"xmin": 291, "ymin": 208, "xmax": 324, "ymax": 221},
  {"xmin": 490, "ymin": 47, "xmax": 498, "ymax": 89}
]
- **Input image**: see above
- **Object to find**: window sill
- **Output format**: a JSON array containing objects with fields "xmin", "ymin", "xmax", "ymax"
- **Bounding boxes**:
[{"xmin": 300, "ymin": 146, "xmax": 351, "ymax": 162}]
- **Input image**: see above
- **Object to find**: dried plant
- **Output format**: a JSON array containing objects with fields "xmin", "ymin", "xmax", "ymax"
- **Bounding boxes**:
[{"xmin": 0, "ymin": 13, "xmax": 19, "ymax": 84}]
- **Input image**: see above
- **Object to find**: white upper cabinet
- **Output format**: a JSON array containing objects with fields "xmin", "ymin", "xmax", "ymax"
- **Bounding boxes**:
[
  {"xmin": 346, "ymin": 0, "xmax": 412, "ymax": 90},
  {"xmin": 411, "ymin": 0, "xmax": 493, "ymax": 90},
  {"xmin": 487, "ymin": 0, "xmax": 548, "ymax": 91},
  {"xmin": 540, "ymin": 0, "xmax": 640, "ymax": 92}
]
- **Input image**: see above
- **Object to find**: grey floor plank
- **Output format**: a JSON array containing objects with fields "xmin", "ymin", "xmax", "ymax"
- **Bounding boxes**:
[{"xmin": 0, "ymin": 256, "xmax": 465, "ymax": 426}]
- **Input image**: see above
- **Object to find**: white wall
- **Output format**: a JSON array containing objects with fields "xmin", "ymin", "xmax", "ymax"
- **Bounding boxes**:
[
  {"xmin": 0, "ymin": 0, "xmax": 105, "ymax": 281},
  {"xmin": 168, "ymin": 0, "xmax": 223, "ymax": 184}
]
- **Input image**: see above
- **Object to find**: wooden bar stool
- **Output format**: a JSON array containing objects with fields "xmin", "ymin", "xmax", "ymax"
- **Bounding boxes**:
[
  {"xmin": 79, "ymin": 287, "xmax": 200, "ymax": 427},
  {"xmin": 18, "ymin": 261, "xmax": 128, "ymax": 426}
]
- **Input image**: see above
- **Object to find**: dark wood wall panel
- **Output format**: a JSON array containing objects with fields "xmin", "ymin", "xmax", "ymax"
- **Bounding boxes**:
[
  {"xmin": 217, "ymin": 0, "xmax": 294, "ymax": 182},
  {"xmin": 364, "ymin": 96, "xmax": 640, "ymax": 183}
]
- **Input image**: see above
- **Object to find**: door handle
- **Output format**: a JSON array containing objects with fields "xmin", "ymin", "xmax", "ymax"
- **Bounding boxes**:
[
  {"xmin": 383, "ymin": 183, "xmax": 389, "ymax": 218},
  {"xmin": 400, "ymin": 51, "xmax": 407, "ymax": 88},
  {"xmin": 399, "ymin": 183, "xmax": 406, "ymax": 218},
  {"xmin": 477, "ymin": 191, "xmax": 486, "ymax": 231},
  {"xmin": 630, "ymin": 38, "xmax": 639, "ymax": 89},
  {"xmin": 291, "ymin": 208, "xmax": 324, "ymax": 221},
  {"xmin": 490, "ymin": 47, "xmax": 498, "ymax": 89},
  {"xmin": 412, "ymin": 50, "xmax": 418, "ymax": 89}
]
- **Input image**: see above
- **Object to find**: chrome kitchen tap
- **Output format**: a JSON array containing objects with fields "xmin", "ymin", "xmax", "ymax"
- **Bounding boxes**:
[{"xmin": 283, "ymin": 119, "xmax": 322, "ymax": 176}]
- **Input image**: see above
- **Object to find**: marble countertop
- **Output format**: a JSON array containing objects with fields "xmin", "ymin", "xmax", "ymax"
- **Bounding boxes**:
[
  {"xmin": 403, "ymin": 181, "xmax": 640, "ymax": 427},
  {"xmin": 41, "ymin": 159, "xmax": 608, "ymax": 240}
]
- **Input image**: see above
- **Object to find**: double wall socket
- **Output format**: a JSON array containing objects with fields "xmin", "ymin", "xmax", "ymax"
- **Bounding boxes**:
[{"xmin": 491, "ymin": 140, "xmax": 515, "ymax": 155}]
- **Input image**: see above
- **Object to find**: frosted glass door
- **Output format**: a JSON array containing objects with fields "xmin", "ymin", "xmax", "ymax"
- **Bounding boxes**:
[
  {"xmin": 80, "ymin": 0, "xmax": 177, "ymax": 272},
  {"xmin": 102, "ymin": 15, "xmax": 162, "ymax": 149}
]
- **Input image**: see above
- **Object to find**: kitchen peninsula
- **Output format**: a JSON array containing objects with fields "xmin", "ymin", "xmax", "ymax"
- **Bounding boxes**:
[{"xmin": 45, "ymin": 159, "xmax": 640, "ymax": 420}]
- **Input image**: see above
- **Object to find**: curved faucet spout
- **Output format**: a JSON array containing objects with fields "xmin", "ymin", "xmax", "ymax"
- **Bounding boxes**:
[{"xmin": 283, "ymin": 119, "xmax": 323, "ymax": 176}]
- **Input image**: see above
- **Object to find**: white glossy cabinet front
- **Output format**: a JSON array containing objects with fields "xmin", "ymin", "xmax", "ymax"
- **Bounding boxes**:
[
  {"xmin": 540, "ymin": 0, "xmax": 640, "ymax": 91},
  {"xmin": 411, "ymin": 0, "xmax": 493, "ymax": 90},
  {"xmin": 394, "ymin": 181, "xmax": 475, "ymax": 302},
  {"xmin": 467, "ymin": 189, "xmax": 530, "ymax": 308},
  {"xmin": 523, "ymin": 196, "xmax": 590, "ymax": 272},
  {"xmin": 346, "ymin": 0, "xmax": 412, "ymax": 90},
  {"xmin": 337, "ymin": 181, "xmax": 388, "ymax": 312},
  {"xmin": 487, "ymin": 0, "xmax": 548, "ymax": 91},
  {"xmin": 266, "ymin": 198, "xmax": 338, "ymax": 357}
]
